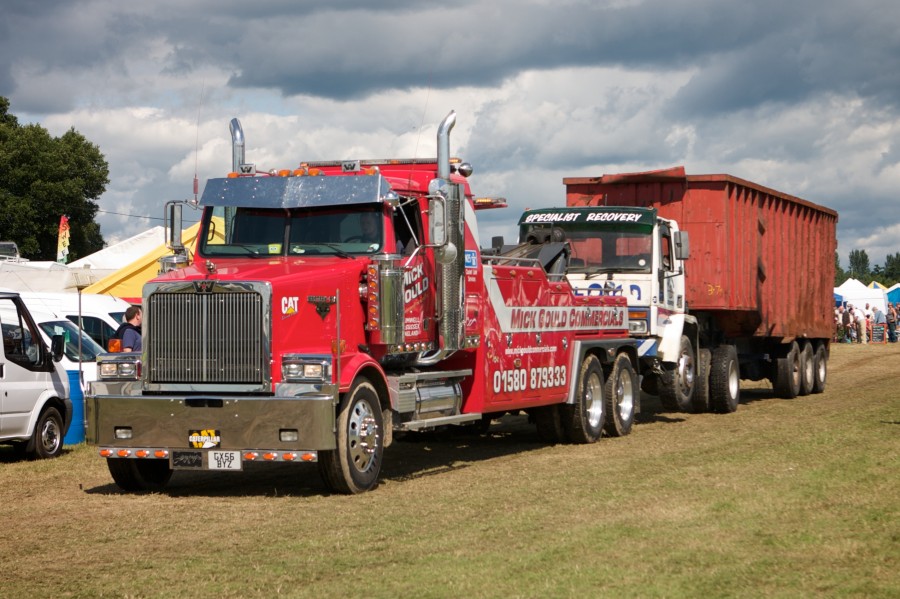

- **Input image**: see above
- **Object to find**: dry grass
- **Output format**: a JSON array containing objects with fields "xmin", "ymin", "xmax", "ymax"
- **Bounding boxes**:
[{"xmin": 1, "ymin": 342, "xmax": 898, "ymax": 598}]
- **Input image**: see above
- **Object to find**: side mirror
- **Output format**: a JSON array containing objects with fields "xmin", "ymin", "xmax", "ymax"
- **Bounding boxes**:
[
  {"xmin": 51, "ymin": 334, "xmax": 65, "ymax": 362},
  {"xmin": 673, "ymin": 230, "xmax": 690, "ymax": 260},
  {"xmin": 428, "ymin": 178, "xmax": 451, "ymax": 247},
  {"xmin": 166, "ymin": 201, "xmax": 184, "ymax": 251}
]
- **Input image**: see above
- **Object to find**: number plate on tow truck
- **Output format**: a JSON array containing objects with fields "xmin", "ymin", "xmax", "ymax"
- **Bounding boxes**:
[{"xmin": 208, "ymin": 450, "xmax": 242, "ymax": 470}]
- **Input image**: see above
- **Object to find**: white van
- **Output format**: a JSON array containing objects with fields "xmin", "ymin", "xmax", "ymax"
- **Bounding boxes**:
[
  {"xmin": 0, "ymin": 290, "xmax": 70, "ymax": 458},
  {"xmin": 17, "ymin": 292, "xmax": 131, "ymax": 350}
]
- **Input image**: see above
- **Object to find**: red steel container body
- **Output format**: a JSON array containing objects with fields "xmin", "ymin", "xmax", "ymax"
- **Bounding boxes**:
[{"xmin": 564, "ymin": 167, "xmax": 838, "ymax": 342}]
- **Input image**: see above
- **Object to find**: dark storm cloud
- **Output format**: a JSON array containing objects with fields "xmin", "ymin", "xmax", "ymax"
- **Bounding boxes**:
[{"xmin": 4, "ymin": 0, "xmax": 899, "ymax": 115}]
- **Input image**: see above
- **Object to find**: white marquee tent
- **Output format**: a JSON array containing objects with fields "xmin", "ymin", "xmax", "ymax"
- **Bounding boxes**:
[{"xmin": 834, "ymin": 278, "xmax": 887, "ymax": 313}]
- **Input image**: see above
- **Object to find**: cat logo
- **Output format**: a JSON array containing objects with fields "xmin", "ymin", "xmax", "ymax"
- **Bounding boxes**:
[
  {"xmin": 188, "ymin": 429, "xmax": 221, "ymax": 448},
  {"xmin": 194, "ymin": 281, "xmax": 214, "ymax": 293}
]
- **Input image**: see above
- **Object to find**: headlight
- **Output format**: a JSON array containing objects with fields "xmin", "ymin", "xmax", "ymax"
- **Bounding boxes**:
[
  {"xmin": 281, "ymin": 355, "xmax": 331, "ymax": 382},
  {"xmin": 628, "ymin": 310, "xmax": 649, "ymax": 335},
  {"xmin": 629, "ymin": 320, "xmax": 648, "ymax": 334},
  {"xmin": 98, "ymin": 357, "xmax": 142, "ymax": 380}
]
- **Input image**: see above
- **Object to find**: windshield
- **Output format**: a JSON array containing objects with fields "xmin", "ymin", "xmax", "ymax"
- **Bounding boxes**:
[
  {"xmin": 200, "ymin": 206, "xmax": 384, "ymax": 257},
  {"xmin": 39, "ymin": 320, "xmax": 105, "ymax": 362},
  {"xmin": 523, "ymin": 227, "xmax": 653, "ymax": 274}
]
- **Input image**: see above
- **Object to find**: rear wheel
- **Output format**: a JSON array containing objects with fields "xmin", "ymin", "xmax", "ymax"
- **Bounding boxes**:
[
  {"xmin": 709, "ymin": 345, "xmax": 740, "ymax": 413},
  {"xmin": 690, "ymin": 348, "xmax": 712, "ymax": 413},
  {"xmin": 107, "ymin": 459, "xmax": 173, "ymax": 492},
  {"xmin": 812, "ymin": 344, "xmax": 827, "ymax": 393},
  {"xmin": 798, "ymin": 341, "xmax": 815, "ymax": 396},
  {"xmin": 774, "ymin": 341, "xmax": 801, "ymax": 399},
  {"xmin": 28, "ymin": 406, "xmax": 64, "ymax": 459},
  {"xmin": 659, "ymin": 335, "xmax": 695, "ymax": 411},
  {"xmin": 603, "ymin": 354, "xmax": 636, "ymax": 437},
  {"xmin": 319, "ymin": 378, "xmax": 384, "ymax": 494},
  {"xmin": 563, "ymin": 355, "xmax": 605, "ymax": 444}
]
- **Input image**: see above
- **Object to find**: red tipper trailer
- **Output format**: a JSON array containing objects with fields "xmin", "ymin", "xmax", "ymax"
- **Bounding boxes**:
[{"xmin": 564, "ymin": 166, "xmax": 838, "ymax": 341}]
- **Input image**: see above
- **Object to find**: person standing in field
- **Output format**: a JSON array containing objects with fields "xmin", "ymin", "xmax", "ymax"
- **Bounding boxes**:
[
  {"xmin": 853, "ymin": 304, "xmax": 867, "ymax": 344},
  {"xmin": 887, "ymin": 303, "xmax": 897, "ymax": 342}
]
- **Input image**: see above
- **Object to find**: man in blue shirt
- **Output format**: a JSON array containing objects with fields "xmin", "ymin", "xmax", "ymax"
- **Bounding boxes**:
[{"xmin": 115, "ymin": 305, "xmax": 143, "ymax": 352}]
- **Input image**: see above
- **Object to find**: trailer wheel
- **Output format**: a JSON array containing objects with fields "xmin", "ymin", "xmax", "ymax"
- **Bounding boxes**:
[
  {"xmin": 774, "ymin": 341, "xmax": 801, "ymax": 399},
  {"xmin": 798, "ymin": 341, "xmax": 815, "ymax": 396},
  {"xmin": 709, "ymin": 345, "xmax": 740, "ymax": 413},
  {"xmin": 659, "ymin": 335, "xmax": 695, "ymax": 412},
  {"xmin": 27, "ymin": 406, "xmax": 64, "ymax": 459},
  {"xmin": 690, "ymin": 348, "xmax": 712, "ymax": 413},
  {"xmin": 533, "ymin": 405, "xmax": 566, "ymax": 443},
  {"xmin": 319, "ymin": 378, "xmax": 384, "ymax": 494},
  {"xmin": 812, "ymin": 344, "xmax": 827, "ymax": 394},
  {"xmin": 563, "ymin": 355, "xmax": 605, "ymax": 444},
  {"xmin": 107, "ymin": 459, "xmax": 173, "ymax": 492},
  {"xmin": 603, "ymin": 354, "xmax": 636, "ymax": 437}
]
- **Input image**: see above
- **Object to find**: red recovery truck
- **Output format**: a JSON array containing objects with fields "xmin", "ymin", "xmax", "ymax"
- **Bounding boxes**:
[
  {"xmin": 517, "ymin": 166, "xmax": 837, "ymax": 414},
  {"xmin": 86, "ymin": 112, "xmax": 639, "ymax": 494}
]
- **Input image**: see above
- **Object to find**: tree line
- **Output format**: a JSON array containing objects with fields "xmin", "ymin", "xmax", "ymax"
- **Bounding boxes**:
[
  {"xmin": 835, "ymin": 249, "xmax": 900, "ymax": 287},
  {"xmin": 0, "ymin": 97, "xmax": 107, "ymax": 261}
]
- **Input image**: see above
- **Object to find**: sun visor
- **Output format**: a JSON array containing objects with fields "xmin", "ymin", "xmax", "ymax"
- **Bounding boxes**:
[{"xmin": 199, "ymin": 174, "xmax": 395, "ymax": 209}]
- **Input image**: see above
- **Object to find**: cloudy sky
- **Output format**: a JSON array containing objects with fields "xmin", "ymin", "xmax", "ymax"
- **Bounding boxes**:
[{"xmin": 3, "ymin": 0, "xmax": 900, "ymax": 268}]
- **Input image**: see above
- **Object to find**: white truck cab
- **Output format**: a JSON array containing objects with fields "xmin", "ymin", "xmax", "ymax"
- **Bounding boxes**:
[{"xmin": 0, "ymin": 290, "xmax": 71, "ymax": 458}]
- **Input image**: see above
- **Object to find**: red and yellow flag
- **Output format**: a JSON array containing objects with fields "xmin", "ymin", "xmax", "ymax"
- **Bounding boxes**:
[{"xmin": 56, "ymin": 215, "xmax": 70, "ymax": 263}]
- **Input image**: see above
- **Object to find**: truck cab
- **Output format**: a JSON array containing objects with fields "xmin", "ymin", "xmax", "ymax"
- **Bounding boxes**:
[{"xmin": 518, "ymin": 207, "xmax": 697, "ymax": 408}]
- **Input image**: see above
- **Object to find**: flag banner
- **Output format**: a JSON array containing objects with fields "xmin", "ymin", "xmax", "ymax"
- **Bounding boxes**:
[{"xmin": 57, "ymin": 215, "xmax": 70, "ymax": 264}]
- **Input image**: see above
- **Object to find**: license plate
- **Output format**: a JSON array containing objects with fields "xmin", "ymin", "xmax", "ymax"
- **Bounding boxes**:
[{"xmin": 208, "ymin": 450, "xmax": 242, "ymax": 471}]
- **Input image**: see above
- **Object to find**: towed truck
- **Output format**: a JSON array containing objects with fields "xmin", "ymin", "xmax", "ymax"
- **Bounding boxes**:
[
  {"xmin": 86, "ymin": 112, "xmax": 640, "ymax": 494},
  {"xmin": 516, "ymin": 166, "xmax": 837, "ymax": 413}
]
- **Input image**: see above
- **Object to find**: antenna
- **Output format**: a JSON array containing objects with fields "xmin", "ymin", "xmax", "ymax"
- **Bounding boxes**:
[{"xmin": 193, "ymin": 82, "xmax": 205, "ymax": 205}]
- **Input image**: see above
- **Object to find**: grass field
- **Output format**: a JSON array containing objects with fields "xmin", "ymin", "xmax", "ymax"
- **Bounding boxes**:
[{"xmin": 2, "ymin": 343, "xmax": 898, "ymax": 598}]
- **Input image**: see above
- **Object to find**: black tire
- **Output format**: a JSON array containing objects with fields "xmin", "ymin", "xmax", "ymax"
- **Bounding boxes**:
[
  {"xmin": 812, "ymin": 344, "xmax": 827, "ymax": 394},
  {"xmin": 533, "ymin": 405, "xmax": 566, "ymax": 443},
  {"xmin": 319, "ymin": 378, "xmax": 384, "ymax": 494},
  {"xmin": 690, "ymin": 348, "xmax": 712, "ymax": 413},
  {"xmin": 798, "ymin": 341, "xmax": 815, "ymax": 396},
  {"xmin": 27, "ymin": 406, "xmax": 64, "ymax": 459},
  {"xmin": 774, "ymin": 341, "xmax": 801, "ymax": 399},
  {"xmin": 563, "ymin": 355, "xmax": 606, "ymax": 444},
  {"xmin": 107, "ymin": 459, "xmax": 173, "ymax": 492},
  {"xmin": 604, "ymin": 354, "xmax": 636, "ymax": 437},
  {"xmin": 659, "ymin": 335, "xmax": 695, "ymax": 412},
  {"xmin": 709, "ymin": 345, "xmax": 740, "ymax": 413}
]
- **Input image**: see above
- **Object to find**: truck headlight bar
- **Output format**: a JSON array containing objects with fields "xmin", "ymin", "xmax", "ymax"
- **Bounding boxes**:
[
  {"xmin": 281, "ymin": 355, "xmax": 332, "ymax": 382},
  {"xmin": 98, "ymin": 355, "xmax": 142, "ymax": 381}
]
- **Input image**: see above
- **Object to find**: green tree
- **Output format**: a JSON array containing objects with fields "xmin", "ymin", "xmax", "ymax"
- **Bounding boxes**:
[
  {"xmin": 883, "ymin": 252, "xmax": 900, "ymax": 285},
  {"xmin": 0, "ymin": 97, "xmax": 108, "ymax": 261},
  {"xmin": 848, "ymin": 249, "xmax": 870, "ymax": 281},
  {"xmin": 834, "ymin": 251, "xmax": 847, "ymax": 286}
]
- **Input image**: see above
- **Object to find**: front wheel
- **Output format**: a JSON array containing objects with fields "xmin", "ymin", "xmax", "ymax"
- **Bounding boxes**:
[
  {"xmin": 28, "ymin": 406, "xmax": 64, "ymax": 459},
  {"xmin": 107, "ymin": 459, "xmax": 173, "ymax": 492},
  {"xmin": 659, "ymin": 335, "xmax": 695, "ymax": 412},
  {"xmin": 604, "ymin": 354, "xmax": 636, "ymax": 437},
  {"xmin": 319, "ymin": 378, "xmax": 384, "ymax": 494},
  {"xmin": 563, "ymin": 355, "xmax": 606, "ymax": 444}
]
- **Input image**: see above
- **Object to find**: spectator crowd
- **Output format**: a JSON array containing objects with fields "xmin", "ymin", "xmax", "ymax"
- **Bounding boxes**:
[{"xmin": 835, "ymin": 302, "xmax": 898, "ymax": 343}]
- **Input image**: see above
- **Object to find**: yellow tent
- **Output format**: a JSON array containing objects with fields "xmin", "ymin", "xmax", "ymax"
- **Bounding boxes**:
[{"xmin": 83, "ymin": 223, "xmax": 202, "ymax": 303}]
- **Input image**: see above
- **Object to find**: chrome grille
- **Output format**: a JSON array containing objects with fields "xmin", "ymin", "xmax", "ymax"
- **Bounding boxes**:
[{"xmin": 147, "ymin": 290, "xmax": 266, "ymax": 384}]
